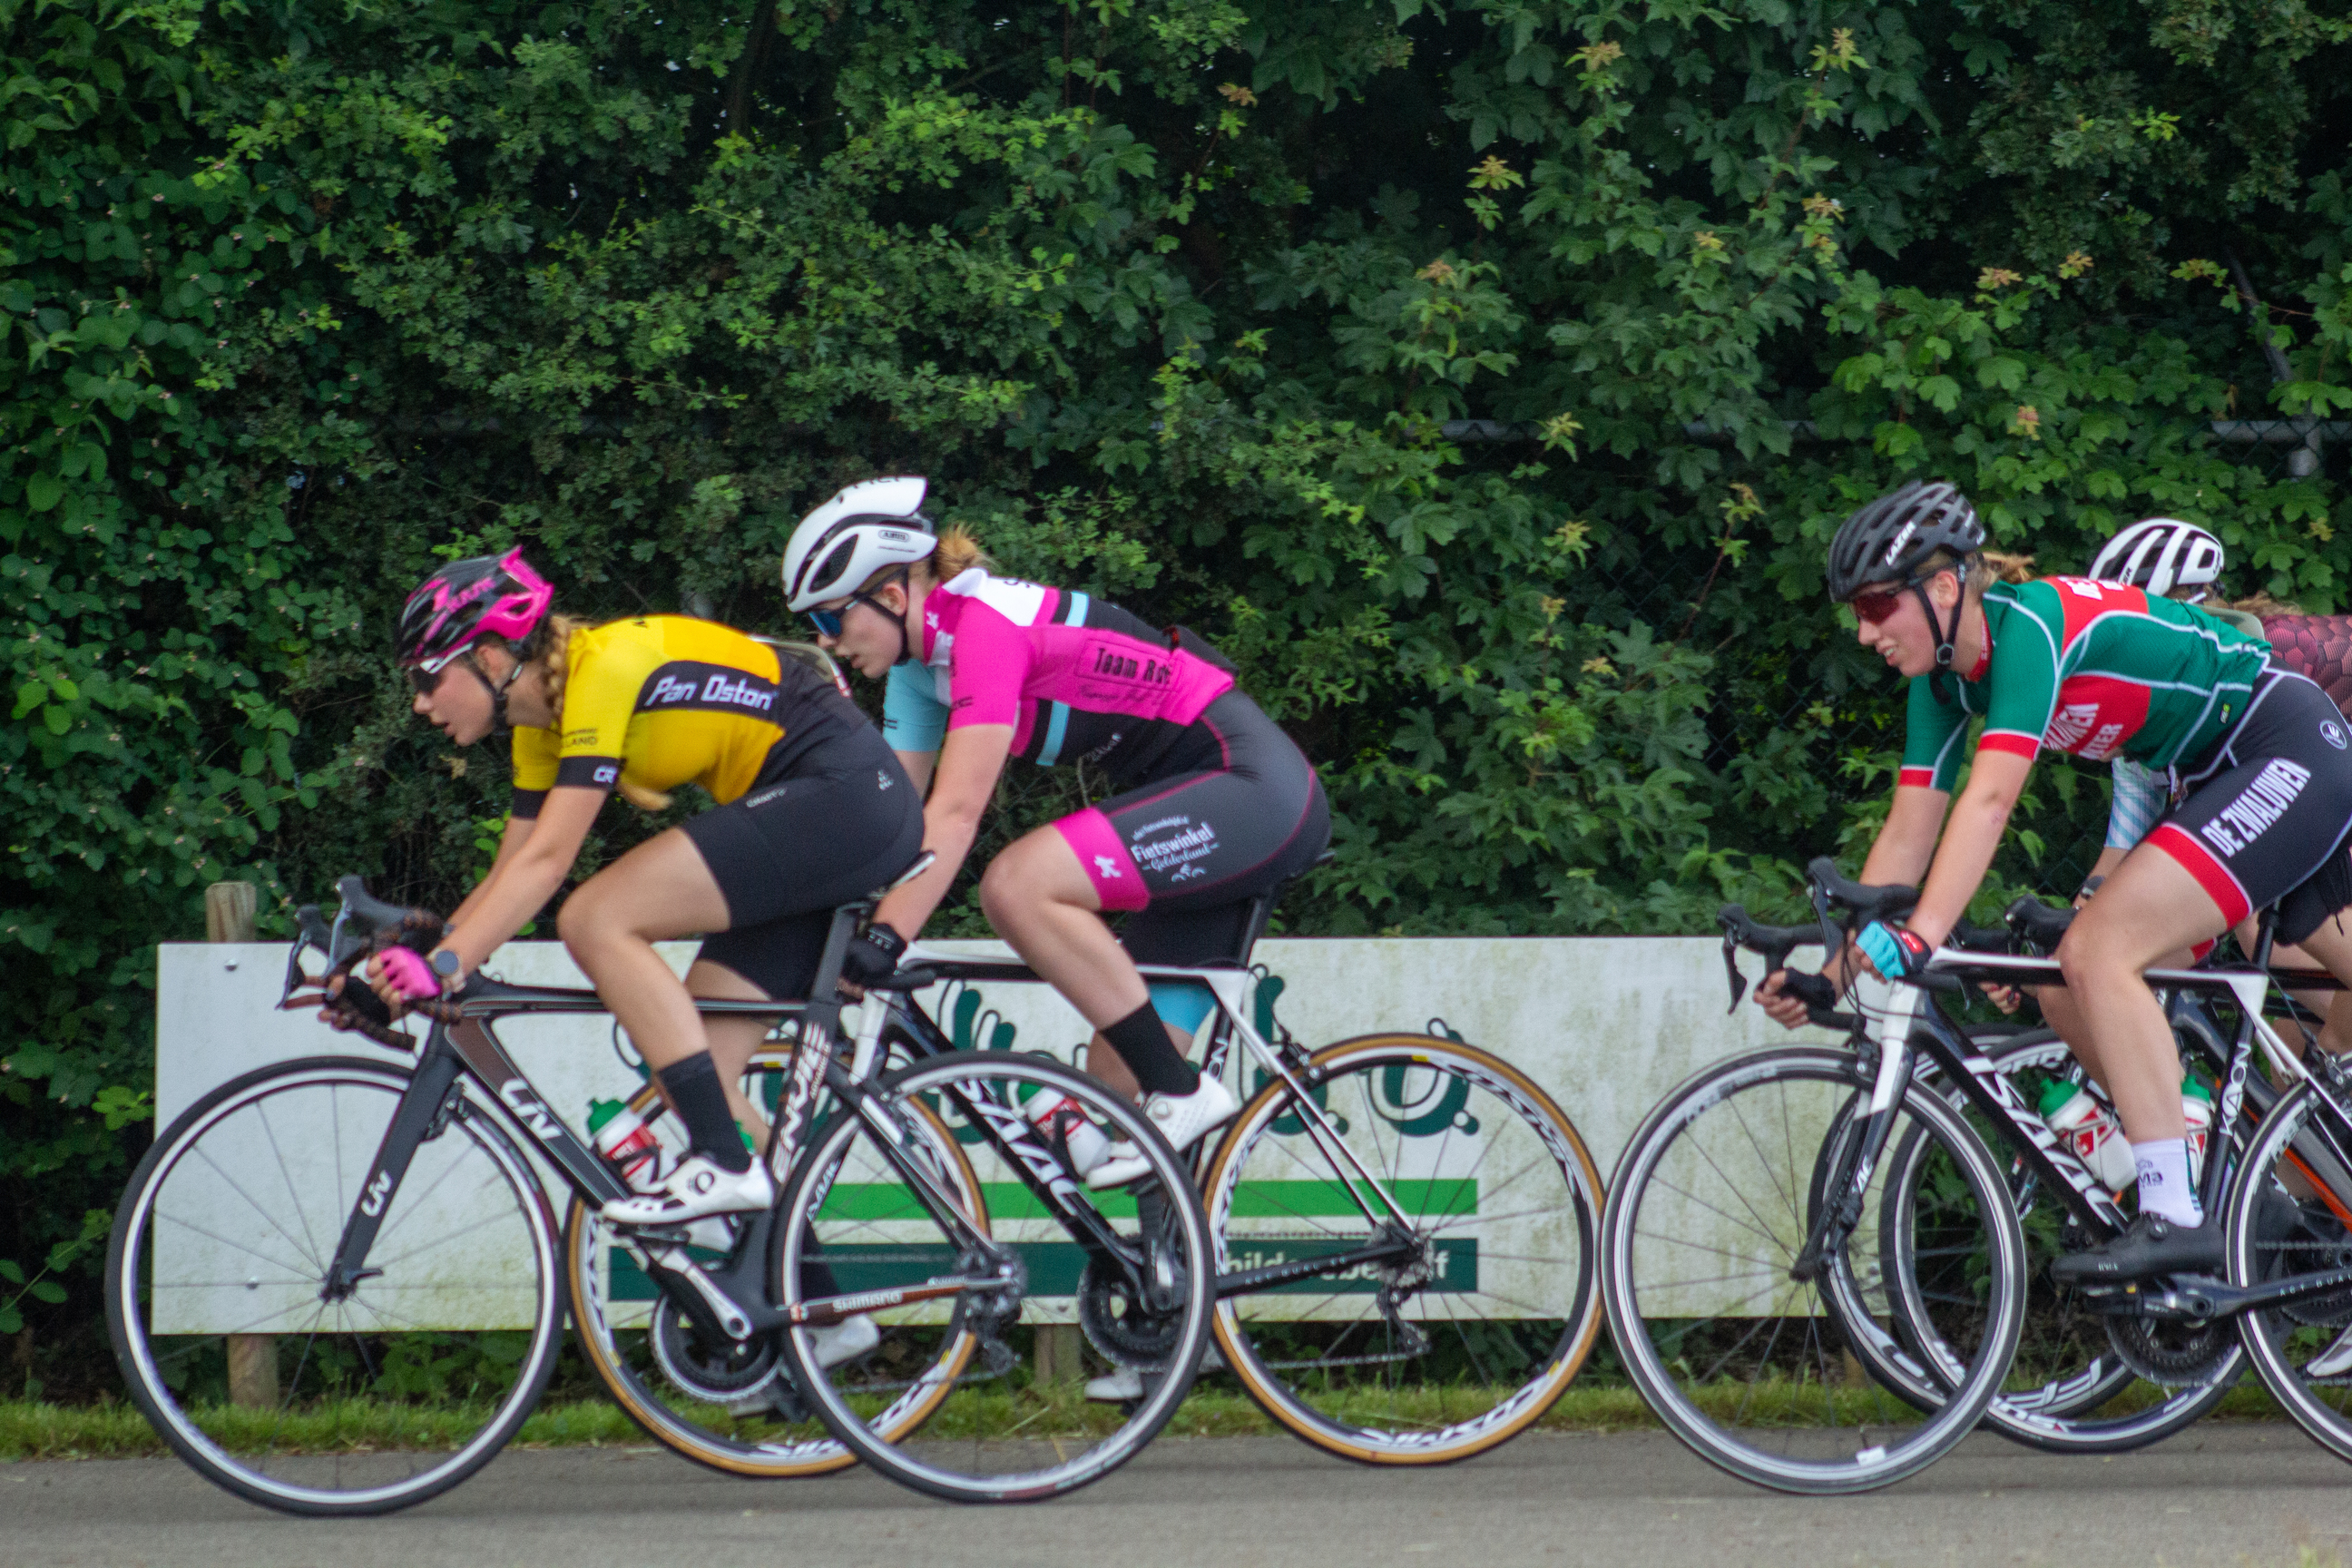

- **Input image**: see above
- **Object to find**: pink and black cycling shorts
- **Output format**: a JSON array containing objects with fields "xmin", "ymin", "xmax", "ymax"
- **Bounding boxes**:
[{"xmin": 1054, "ymin": 691, "xmax": 1329, "ymax": 935}]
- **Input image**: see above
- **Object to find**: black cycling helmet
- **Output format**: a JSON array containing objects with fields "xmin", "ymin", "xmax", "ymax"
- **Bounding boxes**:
[{"xmin": 1827, "ymin": 480, "xmax": 1986, "ymax": 669}]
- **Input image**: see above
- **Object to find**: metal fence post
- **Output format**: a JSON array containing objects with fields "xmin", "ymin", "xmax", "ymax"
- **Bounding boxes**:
[{"xmin": 204, "ymin": 881, "xmax": 279, "ymax": 1411}]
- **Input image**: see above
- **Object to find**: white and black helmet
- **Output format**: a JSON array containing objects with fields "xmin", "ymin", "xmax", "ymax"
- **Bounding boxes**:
[
  {"xmin": 780, "ymin": 475, "xmax": 937, "ymax": 612},
  {"xmin": 2089, "ymin": 517, "xmax": 2225, "ymax": 603}
]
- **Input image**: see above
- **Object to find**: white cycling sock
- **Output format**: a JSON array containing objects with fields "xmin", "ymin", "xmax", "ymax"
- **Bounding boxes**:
[{"xmin": 2132, "ymin": 1138, "xmax": 2202, "ymax": 1227}]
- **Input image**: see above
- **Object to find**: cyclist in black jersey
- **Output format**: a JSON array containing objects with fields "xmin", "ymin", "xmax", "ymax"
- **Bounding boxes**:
[
  {"xmin": 359, "ymin": 552, "xmax": 921, "ymax": 1259},
  {"xmin": 1758, "ymin": 483, "xmax": 2352, "ymax": 1282}
]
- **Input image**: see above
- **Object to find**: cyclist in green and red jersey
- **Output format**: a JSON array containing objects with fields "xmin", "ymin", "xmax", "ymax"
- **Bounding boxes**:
[{"xmin": 1758, "ymin": 480, "xmax": 2352, "ymax": 1281}]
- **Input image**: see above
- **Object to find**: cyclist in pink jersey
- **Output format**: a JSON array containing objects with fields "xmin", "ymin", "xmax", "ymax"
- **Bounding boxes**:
[{"xmin": 781, "ymin": 477, "xmax": 1330, "ymax": 1181}]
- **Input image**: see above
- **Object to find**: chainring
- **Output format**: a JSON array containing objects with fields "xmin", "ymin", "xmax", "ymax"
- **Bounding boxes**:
[
  {"xmin": 2260, "ymin": 1203, "xmax": 2352, "ymax": 1327},
  {"xmin": 2104, "ymin": 1310, "xmax": 2233, "ymax": 1387},
  {"xmin": 651, "ymin": 1294, "xmax": 781, "ymax": 1405},
  {"xmin": 1077, "ymin": 1254, "xmax": 1188, "ymax": 1367}
]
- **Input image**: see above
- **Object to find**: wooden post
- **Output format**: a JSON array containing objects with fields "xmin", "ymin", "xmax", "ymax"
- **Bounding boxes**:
[
  {"xmin": 1034, "ymin": 1322, "xmax": 1084, "ymax": 1389},
  {"xmin": 206, "ymin": 882, "xmax": 278, "ymax": 1411},
  {"xmin": 203, "ymin": 881, "xmax": 257, "ymax": 945}
]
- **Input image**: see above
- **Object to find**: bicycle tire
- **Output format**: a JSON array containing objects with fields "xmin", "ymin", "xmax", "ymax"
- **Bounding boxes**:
[
  {"xmin": 563, "ymin": 1052, "xmax": 987, "ymax": 1476},
  {"xmin": 774, "ymin": 1050, "xmax": 1215, "ymax": 1503},
  {"xmin": 2226, "ymin": 1075, "xmax": 2352, "ymax": 1462},
  {"xmin": 1600, "ymin": 1044, "xmax": 2024, "ymax": 1494},
  {"xmin": 1859, "ymin": 1031, "xmax": 2240, "ymax": 1454},
  {"xmin": 1200, "ymin": 1033, "xmax": 1603, "ymax": 1464},
  {"xmin": 106, "ymin": 1055, "xmax": 564, "ymax": 1515}
]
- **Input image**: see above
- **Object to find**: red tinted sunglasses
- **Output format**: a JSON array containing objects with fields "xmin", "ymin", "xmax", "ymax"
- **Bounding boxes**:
[{"xmin": 1848, "ymin": 583, "xmax": 1916, "ymax": 624}]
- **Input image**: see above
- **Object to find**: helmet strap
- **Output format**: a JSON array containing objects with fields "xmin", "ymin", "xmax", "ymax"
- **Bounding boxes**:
[
  {"xmin": 463, "ymin": 649, "xmax": 527, "ymax": 735},
  {"xmin": 880, "ymin": 568, "xmax": 917, "ymax": 666},
  {"xmin": 1915, "ymin": 578, "xmax": 1965, "ymax": 671}
]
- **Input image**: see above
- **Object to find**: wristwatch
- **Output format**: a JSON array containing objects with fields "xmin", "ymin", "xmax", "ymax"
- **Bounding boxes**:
[{"xmin": 430, "ymin": 949, "xmax": 462, "ymax": 981}]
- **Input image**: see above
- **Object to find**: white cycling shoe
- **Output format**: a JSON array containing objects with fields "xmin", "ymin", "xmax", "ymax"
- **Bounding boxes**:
[
  {"xmin": 1084, "ymin": 1342, "xmax": 1224, "ymax": 1402},
  {"xmin": 807, "ymin": 1312, "xmax": 881, "ymax": 1369},
  {"xmin": 1084, "ymin": 1077, "xmax": 1238, "ymax": 1189},
  {"xmin": 602, "ymin": 1153, "xmax": 775, "ymax": 1227}
]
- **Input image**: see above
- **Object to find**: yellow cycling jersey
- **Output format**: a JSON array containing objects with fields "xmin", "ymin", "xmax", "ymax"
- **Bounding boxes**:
[{"xmin": 510, "ymin": 617, "xmax": 856, "ymax": 816}]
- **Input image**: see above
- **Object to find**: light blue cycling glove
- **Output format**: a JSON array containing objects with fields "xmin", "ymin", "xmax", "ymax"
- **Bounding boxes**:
[{"xmin": 1857, "ymin": 921, "xmax": 1931, "ymax": 978}]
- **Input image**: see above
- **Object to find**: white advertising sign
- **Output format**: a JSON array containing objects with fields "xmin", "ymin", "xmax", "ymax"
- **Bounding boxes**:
[{"xmin": 155, "ymin": 935, "xmax": 1835, "ymax": 1327}]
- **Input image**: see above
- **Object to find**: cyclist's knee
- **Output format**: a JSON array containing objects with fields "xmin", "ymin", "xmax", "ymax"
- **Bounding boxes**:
[
  {"xmin": 978, "ymin": 834, "xmax": 1072, "ymax": 922},
  {"xmin": 555, "ymin": 880, "xmax": 613, "ymax": 950}
]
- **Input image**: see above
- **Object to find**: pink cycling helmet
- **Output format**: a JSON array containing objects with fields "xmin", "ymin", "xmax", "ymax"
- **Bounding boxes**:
[{"xmin": 397, "ymin": 549, "xmax": 554, "ymax": 672}]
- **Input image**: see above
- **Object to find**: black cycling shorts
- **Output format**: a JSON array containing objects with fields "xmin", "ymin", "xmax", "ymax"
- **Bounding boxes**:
[
  {"xmin": 682, "ymin": 725, "xmax": 925, "ymax": 999},
  {"xmin": 1052, "ymin": 691, "xmax": 1330, "ymax": 959},
  {"xmin": 2147, "ymin": 668, "xmax": 2352, "ymax": 943}
]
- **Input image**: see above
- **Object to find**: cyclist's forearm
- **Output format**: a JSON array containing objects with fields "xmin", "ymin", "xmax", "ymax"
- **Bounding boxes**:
[
  {"xmin": 438, "ymin": 788, "xmax": 600, "ymax": 973},
  {"xmin": 444, "ymin": 854, "xmax": 572, "ymax": 972},
  {"xmin": 1911, "ymin": 767, "xmax": 2024, "ymax": 944},
  {"xmin": 1857, "ymin": 785, "xmax": 1946, "ymax": 889},
  {"xmin": 874, "ymin": 807, "xmax": 979, "ymax": 939},
  {"xmin": 448, "ymin": 816, "xmax": 536, "ymax": 928}
]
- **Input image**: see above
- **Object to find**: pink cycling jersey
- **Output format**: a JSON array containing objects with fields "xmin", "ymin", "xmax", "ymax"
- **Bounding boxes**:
[{"xmin": 882, "ymin": 569, "xmax": 1235, "ymax": 779}]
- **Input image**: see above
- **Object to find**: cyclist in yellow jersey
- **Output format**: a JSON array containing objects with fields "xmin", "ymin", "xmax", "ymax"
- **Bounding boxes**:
[{"xmin": 365, "ymin": 552, "xmax": 921, "ymax": 1251}]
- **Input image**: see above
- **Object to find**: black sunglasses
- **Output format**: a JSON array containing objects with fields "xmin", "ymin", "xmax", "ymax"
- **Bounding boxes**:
[
  {"xmin": 806, "ymin": 577, "xmax": 906, "ymax": 641},
  {"xmin": 407, "ymin": 664, "xmax": 446, "ymax": 697}
]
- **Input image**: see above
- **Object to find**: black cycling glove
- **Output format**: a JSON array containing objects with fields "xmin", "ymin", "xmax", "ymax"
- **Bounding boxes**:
[
  {"xmin": 842, "ymin": 923, "xmax": 907, "ymax": 987},
  {"xmin": 1779, "ymin": 969, "xmax": 1838, "ymax": 1009}
]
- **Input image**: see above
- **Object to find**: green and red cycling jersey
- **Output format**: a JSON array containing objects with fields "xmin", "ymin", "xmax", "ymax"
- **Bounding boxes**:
[{"xmin": 1898, "ymin": 577, "xmax": 2270, "ymax": 794}]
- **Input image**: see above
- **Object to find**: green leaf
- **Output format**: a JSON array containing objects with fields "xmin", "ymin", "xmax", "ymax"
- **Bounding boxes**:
[
  {"xmin": 27, "ymin": 1279, "xmax": 65, "ymax": 1304},
  {"xmin": 42, "ymin": 705, "xmax": 70, "ymax": 736},
  {"xmin": 24, "ymin": 473, "xmax": 62, "ymax": 511},
  {"xmin": 0, "ymin": 1260, "xmax": 22, "ymax": 1285}
]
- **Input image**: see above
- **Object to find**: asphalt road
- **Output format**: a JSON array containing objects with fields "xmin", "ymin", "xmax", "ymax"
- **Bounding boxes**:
[{"xmin": 7, "ymin": 1426, "xmax": 2352, "ymax": 1568}]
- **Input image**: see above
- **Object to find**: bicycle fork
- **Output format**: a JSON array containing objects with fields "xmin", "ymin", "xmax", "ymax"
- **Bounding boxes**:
[{"xmin": 1790, "ymin": 976, "xmax": 1921, "ymax": 1285}]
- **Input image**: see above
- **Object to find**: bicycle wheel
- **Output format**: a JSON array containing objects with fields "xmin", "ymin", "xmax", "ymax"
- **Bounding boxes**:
[
  {"xmin": 1862, "ymin": 1031, "xmax": 2239, "ymax": 1454},
  {"xmin": 105, "ymin": 1056, "xmax": 564, "ymax": 1515},
  {"xmin": 775, "ymin": 1050, "xmax": 1214, "ymax": 1502},
  {"xmin": 2226, "ymin": 1075, "xmax": 2352, "ymax": 1461},
  {"xmin": 564, "ymin": 1046, "xmax": 987, "ymax": 1476},
  {"xmin": 1200, "ymin": 1033, "xmax": 1603, "ymax": 1463},
  {"xmin": 1600, "ymin": 1044, "xmax": 2024, "ymax": 1494}
]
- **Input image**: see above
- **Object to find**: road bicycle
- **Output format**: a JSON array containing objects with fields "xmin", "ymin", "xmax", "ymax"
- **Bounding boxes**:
[
  {"xmin": 105, "ymin": 863, "xmax": 1214, "ymax": 1513},
  {"xmin": 1863, "ymin": 898, "xmax": 2352, "ymax": 1458},
  {"xmin": 790, "ymin": 882, "xmax": 1608, "ymax": 1472},
  {"xmin": 1604, "ymin": 855, "xmax": 2352, "ymax": 1494}
]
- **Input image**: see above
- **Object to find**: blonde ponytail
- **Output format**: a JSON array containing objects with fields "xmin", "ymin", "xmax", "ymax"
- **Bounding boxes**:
[{"xmin": 925, "ymin": 525, "xmax": 991, "ymax": 583}]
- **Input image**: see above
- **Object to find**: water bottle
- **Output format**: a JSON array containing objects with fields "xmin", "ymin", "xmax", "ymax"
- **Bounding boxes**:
[
  {"xmin": 586, "ymin": 1098, "xmax": 663, "ymax": 1192},
  {"xmin": 2184, "ymin": 1073, "xmax": 2213, "ymax": 1181},
  {"xmin": 1015, "ymin": 1080, "xmax": 1110, "ymax": 1176},
  {"xmin": 2039, "ymin": 1079, "xmax": 2136, "ymax": 1192}
]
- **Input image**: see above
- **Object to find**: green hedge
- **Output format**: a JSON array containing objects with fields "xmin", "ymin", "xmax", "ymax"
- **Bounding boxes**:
[{"xmin": 3, "ymin": 0, "xmax": 2348, "ymax": 1392}]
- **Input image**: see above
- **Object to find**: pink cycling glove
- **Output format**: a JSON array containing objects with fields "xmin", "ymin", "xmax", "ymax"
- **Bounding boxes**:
[{"xmin": 377, "ymin": 946, "xmax": 443, "ymax": 1000}]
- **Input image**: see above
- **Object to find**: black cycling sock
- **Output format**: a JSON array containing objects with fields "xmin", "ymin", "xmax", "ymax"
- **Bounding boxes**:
[
  {"xmin": 659, "ymin": 1054, "xmax": 752, "ymax": 1173},
  {"xmin": 1099, "ymin": 1002, "xmax": 1201, "ymax": 1096}
]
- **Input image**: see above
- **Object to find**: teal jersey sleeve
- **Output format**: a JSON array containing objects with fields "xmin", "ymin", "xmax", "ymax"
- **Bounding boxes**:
[
  {"xmin": 881, "ymin": 661, "xmax": 948, "ymax": 753},
  {"xmin": 1898, "ymin": 673, "xmax": 1971, "ymax": 792},
  {"xmin": 2107, "ymin": 759, "xmax": 2167, "ymax": 849}
]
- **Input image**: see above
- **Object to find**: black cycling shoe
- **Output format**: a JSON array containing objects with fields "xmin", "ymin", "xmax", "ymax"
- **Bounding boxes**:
[{"xmin": 2050, "ymin": 1211, "xmax": 2225, "ymax": 1286}]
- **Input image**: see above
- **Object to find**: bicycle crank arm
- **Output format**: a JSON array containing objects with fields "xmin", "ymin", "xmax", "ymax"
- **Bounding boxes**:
[
  {"xmin": 1215, "ymin": 1235, "xmax": 1421, "ymax": 1298},
  {"xmin": 2083, "ymin": 1263, "xmax": 2352, "ymax": 1324},
  {"xmin": 784, "ymin": 1276, "xmax": 1004, "ymax": 1328}
]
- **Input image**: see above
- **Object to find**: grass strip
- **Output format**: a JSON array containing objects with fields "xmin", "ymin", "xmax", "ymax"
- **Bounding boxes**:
[{"xmin": 0, "ymin": 1379, "xmax": 2297, "ymax": 1462}]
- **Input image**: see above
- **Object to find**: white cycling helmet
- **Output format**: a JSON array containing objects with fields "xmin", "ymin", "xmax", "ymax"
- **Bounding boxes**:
[
  {"xmin": 780, "ymin": 475, "xmax": 936, "ymax": 612},
  {"xmin": 2089, "ymin": 517, "xmax": 2225, "ymax": 602}
]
